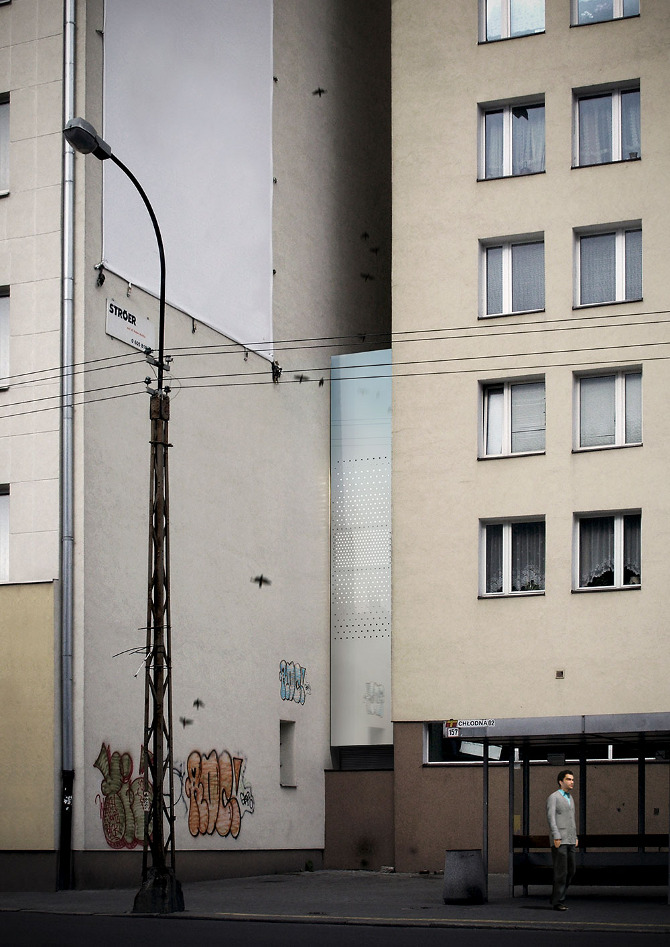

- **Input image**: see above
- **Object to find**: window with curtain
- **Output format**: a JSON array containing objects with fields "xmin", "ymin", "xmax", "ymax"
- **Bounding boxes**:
[
  {"xmin": 484, "ymin": 237, "xmax": 544, "ymax": 316},
  {"xmin": 484, "ymin": 519, "xmax": 545, "ymax": 595},
  {"xmin": 482, "ymin": 101, "xmax": 545, "ymax": 178},
  {"xmin": 577, "ymin": 370, "xmax": 641, "ymax": 449},
  {"xmin": 0, "ymin": 486, "xmax": 8, "ymax": 583},
  {"xmin": 573, "ymin": 0, "xmax": 639, "ymax": 25},
  {"xmin": 577, "ymin": 226, "xmax": 641, "ymax": 305},
  {"xmin": 575, "ymin": 85, "xmax": 640, "ymax": 166},
  {"xmin": 483, "ymin": 0, "xmax": 545, "ymax": 41},
  {"xmin": 482, "ymin": 379, "xmax": 545, "ymax": 456},
  {"xmin": 0, "ymin": 97, "xmax": 9, "ymax": 193},
  {"xmin": 0, "ymin": 290, "xmax": 8, "ymax": 386},
  {"xmin": 577, "ymin": 513, "xmax": 641, "ymax": 589}
]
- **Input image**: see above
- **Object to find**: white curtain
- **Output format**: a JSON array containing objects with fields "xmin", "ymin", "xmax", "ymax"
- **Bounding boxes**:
[
  {"xmin": 486, "ymin": 246, "xmax": 503, "ymax": 314},
  {"xmin": 0, "ymin": 102, "xmax": 8, "ymax": 191},
  {"xmin": 511, "ymin": 382, "xmax": 545, "ymax": 452},
  {"xmin": 578, "ymin": 0, "xmax": 614, "ymax": 24},
  {"xmin": 580, "ymin": 233, "xmax": 615, "ymax": 304},
  {"xmin": 623, "ymin": 515, "xmax": 641, "ymax": 584},
  {"xmin": 625, "ymin": 229, "xmax": 642, "ymax": 299},
  {"xmin": 486, "ymin": 525, "xmax": 503, "ymax": 593},
  {"xmin": 511, "ymin": 521, "xmax": 545, "ymax": 591},
  {"xmin": 579, "ymin": 517, "xmax": 614, "ymax": 587},
  {"xmin": 621, "ymin": 89, "xmax": 641, "ymax": 159},
  {"xmin": 580, "ymin": 375, "xmax": 615, "ymax": 447},
  {"xmin": 512, "ymin": 241, "xmax": 544, "ymax": 312},
  {"xmin": 512, "ymin": 104, "xmax": 545, "ymax": 174},
  {"xmin": 485, "ymin": 386, "xmax": 504, "ymax": 454},
  {"xmin": 485, "ymin": 111, "xmax": 504, "ymax": 178},
  {"xmin": 510, "ymin": 0, "xmax": 545, "ymax": 37},
  {"xmin": 579, "ymin": 95, "xmax": 612, "ymax": 165},
  {"xmin": 625, "ymin": 373, "xmax": 642, "ymax": 443}
]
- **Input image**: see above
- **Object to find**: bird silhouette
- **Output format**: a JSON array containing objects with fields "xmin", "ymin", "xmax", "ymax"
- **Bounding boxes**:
[
  {"xmin": 312, "ymin": 87, "xmax": 327, "ymax": 97},
  {"xmin": 251, "ymin": 574, "xmax": 272, "ymax": 588},
  {"xmin": 179, "ymin": 716, "xmax": 193, "ymax": 728},
  {"xmin": 294, "ymin": 373, "xmax": 310, "ymax": 384},
  {"xmin": 319, "ymin": 378, "xmax": 325, "ymax": 387},
  {"xmin": 193, "ymin": 698, "xmax": 205, "ymax": 710},
  {"xmin": 361, "ymin": 232, "xmax": 370, "ymax": 241},
  {"xmin": 360, "ymin": 273, "xmax": 375, "ymax": 281}
]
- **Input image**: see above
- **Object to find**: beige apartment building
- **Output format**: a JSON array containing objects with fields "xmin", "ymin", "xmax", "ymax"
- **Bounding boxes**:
[{"xmin": 390, "ymin": 0, "xmax": 669, "ymax": 875}]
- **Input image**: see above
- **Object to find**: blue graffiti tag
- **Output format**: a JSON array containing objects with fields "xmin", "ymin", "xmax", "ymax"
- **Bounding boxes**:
[{"xmin": 279, "ymin": 660, "xmax": 311, "ymax": 704}]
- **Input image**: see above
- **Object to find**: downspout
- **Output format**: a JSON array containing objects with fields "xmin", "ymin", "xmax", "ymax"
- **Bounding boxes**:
[{"xmin": 58, "ymin": 0, "xmax": 76, "ymax": 890}]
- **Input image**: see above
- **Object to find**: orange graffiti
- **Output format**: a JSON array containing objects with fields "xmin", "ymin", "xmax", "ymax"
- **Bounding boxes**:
[{"xmin": 184, "ymin": 749, "xmax": 253, "ymax": 839}]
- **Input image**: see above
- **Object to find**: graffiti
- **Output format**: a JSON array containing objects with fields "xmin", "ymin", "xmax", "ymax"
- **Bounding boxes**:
[
  {"xmin": 184, "ymin": 749, "xmax": 254, "ymax": 839},
  {"xmin": 279, "ymin": 660, "xmax": 311, "ymax": 704},
  {"xmin": 364, "ymin": 682, "xmax": 385, "ymax": 717},
  {"xmin": 94, "ymin": 743, "xmax": 151, "ymax": 850}
]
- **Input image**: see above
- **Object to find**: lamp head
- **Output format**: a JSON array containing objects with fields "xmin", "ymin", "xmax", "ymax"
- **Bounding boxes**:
[{"xmin": 63, "ymin": 117, "xmax": 112, "ymax": 160}]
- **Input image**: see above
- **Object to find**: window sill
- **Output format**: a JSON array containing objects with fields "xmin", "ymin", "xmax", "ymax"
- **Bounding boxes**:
[
  {"xmin": 479, "ymin": 451, "xmax": 545, "ymax": 461},
  {"xmin": 478, "ymin": 31, "xmax": 545, "ymax": 45},
  {"xmin": 572, "ymin": 585, "xmax": 640, "ymax": 593},
  {"xmin": 479, "ymin": 308, "xmax": 545, "ymax": 320},
  {"xmin": 478, "ymin": 591, "xmax": 545, "ymax": 599},
  {"xmin": 572, "ymin": 442, "xmax": 642, "ymax": 454},
  {"xmin": 478, "ymin": 170, "xmax": 546, "ymax": 182},
  {"xmin": 569, "ymin": 15, "xmax": 640, "ymax": 28},
  {"xmin": 572, "ymin": 157, "xmax": 640, "ymax": 169},
  {"xmin": 573, "ymin": 298, "xmax": 642, "ymax": 311}
]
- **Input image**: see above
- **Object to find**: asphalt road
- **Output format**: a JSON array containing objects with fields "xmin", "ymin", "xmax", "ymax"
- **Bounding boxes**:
[{"xmin": 2, "ymin": 914, "xmax": 669, "ymax": 947}]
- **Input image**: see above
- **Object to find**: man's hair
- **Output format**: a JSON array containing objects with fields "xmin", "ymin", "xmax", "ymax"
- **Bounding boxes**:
[{"xmin": 557, "ymin": 769, "xmax": 574, "ymax": 785}]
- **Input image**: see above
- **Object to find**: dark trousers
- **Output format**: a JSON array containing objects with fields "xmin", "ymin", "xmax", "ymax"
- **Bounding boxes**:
[{"xmin": 550, "ymin": 843, "xmax": 576, "ymax": 905}]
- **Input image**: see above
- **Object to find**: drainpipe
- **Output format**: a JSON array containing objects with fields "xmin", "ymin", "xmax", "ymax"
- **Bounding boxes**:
[{"xmin": 58, "ymin": 0, "xmax": 76, "ymax": 890}]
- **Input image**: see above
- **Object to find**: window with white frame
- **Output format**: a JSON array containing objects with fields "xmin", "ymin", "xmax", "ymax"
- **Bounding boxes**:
[
  {"xmin": 572, "ymin": 0, "xmax": 639, "ymax": 26},
  {"xmin": 481, "ymin": 0, "xmax": 545, "ymax": 41},
  {"xmin": 0, "ymin": 96, "xmax": 8, "ymax": 193},
  {"xmin": 481, "ymin": 378, "xmax": 545, "ymax": 456},
  {"xmin": 576, "ymin": 512, "xmax": 641, "ymax": 589},
  {"xmin": 481, "ymin": 518, "xmax": 545, "ymax": 595},
  {"xmin": 576, "ymin": 225, "xmax": 641, "ymax": 306},
  {"xmin": 0, "ymin": 485, "xmax": 8, "ymax": 583},
  {"xmin": 481, "ymin": 100, "xmax": 545, "ymax": 179},
  {"xmin": 0, "ymin": 289, "xmax": 8, "ymax": 386},
  {"xmin": 576, "ymin": 370, "xmax": 641, "ymax": 449},
  {"xmin": 483, "ymin": 236, "xmax": 544, "ymax": 316},
  {"xmin": 574, "ymin": 84, "xmax": 640, "ymax": 166}
]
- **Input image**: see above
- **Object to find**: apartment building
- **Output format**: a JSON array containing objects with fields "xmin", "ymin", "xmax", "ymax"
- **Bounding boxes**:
[
  {"xmin": 390, "ymin": 0, "xmax": 669, "ymax": 873},
  {"xmin": 0, "ymin": 0, "xmax": 390, "ymax": 890}
]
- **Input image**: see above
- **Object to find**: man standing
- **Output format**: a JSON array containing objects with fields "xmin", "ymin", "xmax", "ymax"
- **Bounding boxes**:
[{"xmin": 546, "ymin": 769, "xmax": 578, "ymax": 910}]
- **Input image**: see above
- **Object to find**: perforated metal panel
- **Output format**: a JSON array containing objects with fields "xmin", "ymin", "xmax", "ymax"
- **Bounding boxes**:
[{"xmin": 330, "ymin": 351, "xmax": 392, "ymax": 747}]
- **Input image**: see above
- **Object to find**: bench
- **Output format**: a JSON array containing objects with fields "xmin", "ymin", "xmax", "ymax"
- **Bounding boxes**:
[{"xmin": 512, "ymin": 834, "xmax": 668, "ymax": 890}]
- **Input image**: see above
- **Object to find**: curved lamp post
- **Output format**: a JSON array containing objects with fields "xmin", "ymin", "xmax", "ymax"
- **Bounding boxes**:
[{"xmin": 63, "ymin": 117, "xmax": 183, "ymax": 913}]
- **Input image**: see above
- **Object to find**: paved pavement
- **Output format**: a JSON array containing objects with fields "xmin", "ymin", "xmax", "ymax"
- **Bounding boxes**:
[{"xmin": 0, "ymin": 871, "xmax": 668, "ymax": 933}]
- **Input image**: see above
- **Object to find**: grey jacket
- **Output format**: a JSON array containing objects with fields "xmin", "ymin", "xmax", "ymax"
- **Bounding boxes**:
[{"xmin": 546, "ymin": 790, "xmax": 577, "ymax": 845}]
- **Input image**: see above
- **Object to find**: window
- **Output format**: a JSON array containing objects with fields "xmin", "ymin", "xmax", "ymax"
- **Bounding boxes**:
[
  {"xmin": 0, "ymin": 486, "xmax": 7, "ymax": 583},
  {"xmin": 576, "ymin": 512, "xmax": 641, "ymax": 589},
  {"xmin": 0, "ymin": 289, "xmax": 8, "ymax": 386},
  {"xmin": 573, "ymin": 0, "xmax": 640, "ymax": 25},
  {"xmin": 576, "ymin": 225, "xmax": 641, "ymax": 305},
  {"xmin": 574, "ymin": 85, "xmax": 640, "ymax": 166},
  {"xmin": 481, "ymin": 379, "xmax": 545, "ymax": 456},
  {"xmin": 481, "ymin": 100, "xmax": 545, "ymax": 178},
  {"xmin": 483, "ymin": 236, "xmax": 544, "ymax": 316},
  {"xmin": 481, "ymin": 0, "xmax": 545, "ymax": 41},
  {"xmin": 576, "ymin": 370, "xmax": 641, "ymax": 449},
  {"xmin": 0, "ymin": 96, "xmax": 8, "ymax": 193},
  {"xmin": 481, "ymin": 518, "xmax": 545, "ymax": 595},
  {"xmin": 279, "ymin": 720, "xmax": 296, "ymax": 787}
]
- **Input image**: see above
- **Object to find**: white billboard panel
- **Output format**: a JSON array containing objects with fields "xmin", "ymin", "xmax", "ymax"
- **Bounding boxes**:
[{"xmin": 102, "ymin": 0, "xmax": 273, "ymax": 352}]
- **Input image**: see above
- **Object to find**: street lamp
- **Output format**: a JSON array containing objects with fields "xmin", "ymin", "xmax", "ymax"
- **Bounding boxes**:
[{"xmin": 63, "ymin": 117, "xmax": 183, "ymax": 913}]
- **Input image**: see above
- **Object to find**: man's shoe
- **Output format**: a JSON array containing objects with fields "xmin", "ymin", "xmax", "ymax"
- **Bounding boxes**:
[{"xmin": 553, "ymin": 903, "xmax": 568, "ymax": 911}]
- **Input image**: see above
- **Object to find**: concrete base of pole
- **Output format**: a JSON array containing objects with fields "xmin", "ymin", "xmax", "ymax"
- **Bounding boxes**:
[{"xmin": 132, "ymin": 867, "xmax": 185, "ymax": 914}]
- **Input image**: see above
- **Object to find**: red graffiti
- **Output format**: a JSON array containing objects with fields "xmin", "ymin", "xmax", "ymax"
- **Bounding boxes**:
[
  {"xmin": 93, "ymin": 743, "xmax": 151, "ymax": 849},
  {"xmin": 184, "ymin": 749, "xmax": 254, "ymax": 838}
]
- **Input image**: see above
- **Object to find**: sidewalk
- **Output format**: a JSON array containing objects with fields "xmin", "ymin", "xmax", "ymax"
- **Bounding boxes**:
[{"xmin": 0, "ymin": 871, "xmax": 668, "ymax": 933}]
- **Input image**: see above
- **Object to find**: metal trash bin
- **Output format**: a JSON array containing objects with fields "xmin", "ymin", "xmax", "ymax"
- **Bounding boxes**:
[{"xmin": 442, "ymin": 849, "xmax": 487, "ymax": 904}]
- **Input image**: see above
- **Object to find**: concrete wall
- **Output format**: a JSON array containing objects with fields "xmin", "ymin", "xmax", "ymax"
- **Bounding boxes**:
[{"xmin": 324, "ymin": 770, "xmax": 395, "ymax": 870}]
